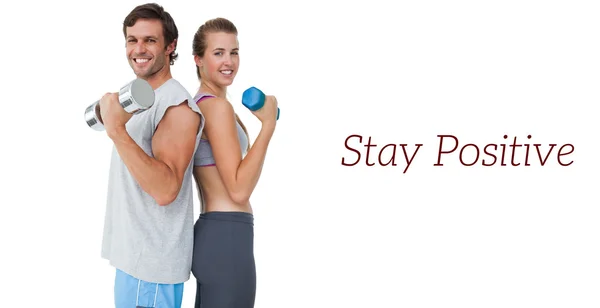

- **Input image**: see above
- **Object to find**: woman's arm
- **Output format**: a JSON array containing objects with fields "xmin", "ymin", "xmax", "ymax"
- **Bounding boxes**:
[{"xmin": 198, "ymin": 97, "xmax": 277, "ymax": 204}]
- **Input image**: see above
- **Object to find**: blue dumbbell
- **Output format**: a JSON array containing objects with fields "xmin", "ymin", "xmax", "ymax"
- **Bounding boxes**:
[{"xmin": 241, "ymin": 86, "xmax": 280, "ymax": 120}]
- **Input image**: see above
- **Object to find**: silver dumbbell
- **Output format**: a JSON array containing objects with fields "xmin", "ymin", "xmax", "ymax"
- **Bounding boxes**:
[{"xmin": 84, "ymin": 78, "xmax": 155, "ymax": 131}]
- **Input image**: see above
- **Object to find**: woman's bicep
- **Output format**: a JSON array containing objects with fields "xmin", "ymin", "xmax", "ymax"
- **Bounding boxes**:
[{"xmin": 200, "ymin": 100, "xmax": 243, "ymax": 188}]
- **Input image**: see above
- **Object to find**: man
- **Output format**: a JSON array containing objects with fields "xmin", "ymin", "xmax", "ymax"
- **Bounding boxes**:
[{"xmin": 98, "ymin": 3, "xmax": 204, "ymax": 308}]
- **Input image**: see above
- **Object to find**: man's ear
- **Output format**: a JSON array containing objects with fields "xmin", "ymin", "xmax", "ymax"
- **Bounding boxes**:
[{"xmin": 167, "ymin": 39, "xmax": 177, "ymax": 55}]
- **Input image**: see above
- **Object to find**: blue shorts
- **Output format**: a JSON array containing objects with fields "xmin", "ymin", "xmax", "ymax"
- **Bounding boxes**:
[{"xmin": 114, "ymin": 269, "xmax": 184, "ymax": 308}]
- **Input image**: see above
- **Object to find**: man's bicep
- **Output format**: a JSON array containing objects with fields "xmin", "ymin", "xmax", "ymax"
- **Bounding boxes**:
[{"xmin": 152, "ymin": 102, "xmax": 201, "ymax": 178}]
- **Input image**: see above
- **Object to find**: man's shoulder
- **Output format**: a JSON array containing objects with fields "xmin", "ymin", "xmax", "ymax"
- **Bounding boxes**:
[
  {"xmin": 154, "ymin": 78, "xmax": 193, "ymax": 105},
  {"xmin": 153, "ymin": 78, "xmax": 202, "ymax": 116},
  {"xmin": 156, "ymin": 78, "xmax": 190, "ymax": 97}
]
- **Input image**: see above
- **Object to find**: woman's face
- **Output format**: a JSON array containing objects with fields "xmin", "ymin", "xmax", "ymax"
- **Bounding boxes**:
[{"xmin": 198, "ymin": 31, "xmax": 240, "ymax": 87}]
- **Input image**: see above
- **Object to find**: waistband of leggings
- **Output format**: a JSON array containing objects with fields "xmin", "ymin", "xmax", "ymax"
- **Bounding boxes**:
[{"xmin": 200, "ymin": 211, "xmax": 254, "ymax": 224}]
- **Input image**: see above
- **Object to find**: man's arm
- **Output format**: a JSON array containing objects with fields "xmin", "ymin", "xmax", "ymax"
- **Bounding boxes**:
[{"xmin": 108, "ymin": 101, "xmax": 201, "ymax": 206}]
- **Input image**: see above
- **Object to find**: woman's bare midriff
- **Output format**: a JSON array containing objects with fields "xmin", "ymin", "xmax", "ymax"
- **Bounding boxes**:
[{"xmin": 193, "ymin": 166, "xmax": 253, "ymax": 214}]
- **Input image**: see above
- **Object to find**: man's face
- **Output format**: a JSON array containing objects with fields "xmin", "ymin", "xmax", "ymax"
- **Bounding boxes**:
[{"xmin": 125, "ymin": 19, "xmax": 170, "ymax": 79}]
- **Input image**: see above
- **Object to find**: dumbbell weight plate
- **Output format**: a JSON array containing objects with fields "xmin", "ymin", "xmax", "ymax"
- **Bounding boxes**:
[
  {"xmin": 119, "ymin": 78, "xmax": 155, "ymax": 114},
  {"xmin": 84, "ymin": 100, "xmax": 104, "ymax": 131}
]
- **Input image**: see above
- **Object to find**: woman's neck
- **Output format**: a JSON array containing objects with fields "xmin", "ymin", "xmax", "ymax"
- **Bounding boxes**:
[{"xmin": 199, "ymin": 82, "xmax": 227, "ymax": 98}]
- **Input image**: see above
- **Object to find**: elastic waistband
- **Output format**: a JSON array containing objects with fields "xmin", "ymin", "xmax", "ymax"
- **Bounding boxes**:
[{"xmin": 200, "ymin": 211, "xmax": 254, "ymax": 224}]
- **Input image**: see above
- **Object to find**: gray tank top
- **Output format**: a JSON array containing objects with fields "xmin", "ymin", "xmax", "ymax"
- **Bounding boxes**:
[{"xmin": 101, "ymin": 78, "xmax": 204, "ymax": 284}]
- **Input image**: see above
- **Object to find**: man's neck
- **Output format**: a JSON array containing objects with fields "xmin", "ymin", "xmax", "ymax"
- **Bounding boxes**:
[{"xmin": 144, "ymin": 68, "xmax": 172, "ymax": 90}]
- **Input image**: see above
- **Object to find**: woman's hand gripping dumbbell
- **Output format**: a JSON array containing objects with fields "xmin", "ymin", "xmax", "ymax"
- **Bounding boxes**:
[{"xmin": 241, "ymin": 86, "xmax": 280, "ymax": 123}]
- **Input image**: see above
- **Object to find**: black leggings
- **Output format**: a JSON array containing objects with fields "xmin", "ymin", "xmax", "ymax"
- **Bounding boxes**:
[{"xmin": 191, "ymin": 211, "xmax": 256, "ymax": 308}]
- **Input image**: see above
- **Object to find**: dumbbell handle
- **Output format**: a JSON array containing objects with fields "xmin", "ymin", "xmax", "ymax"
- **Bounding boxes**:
[
  {"xmin": 85, "ymin": 78, "xmax": 155, "ymax": 131},
  {"xmin": 241, "ymin": 86, "xmax": 280, "ymax": 121}
]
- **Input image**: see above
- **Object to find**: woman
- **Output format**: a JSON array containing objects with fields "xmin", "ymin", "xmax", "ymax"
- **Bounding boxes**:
[{"xmin": 190, "ymin": 17, "xmax": 278, "ymax": 308}]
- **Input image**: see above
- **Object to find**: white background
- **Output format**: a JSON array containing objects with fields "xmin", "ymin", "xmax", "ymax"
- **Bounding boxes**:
[{"xmin": 1, "ymin": 0, "xmax": 599, "ymax": 307}]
